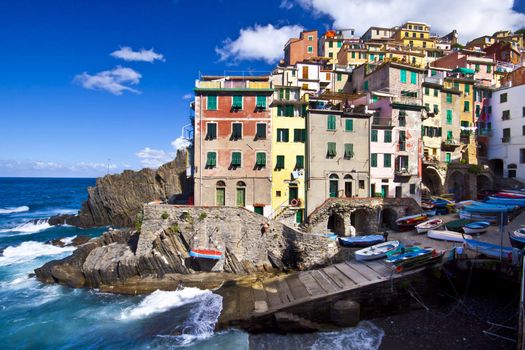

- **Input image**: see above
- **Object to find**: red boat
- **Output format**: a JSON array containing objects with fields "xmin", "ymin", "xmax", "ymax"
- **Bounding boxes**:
[
  {"xmin": 189, "ymin": 249, "xmax": 223, "ymax": 260},
  {"xmin": 395, "ymin": 214, "xmax": 428, "ymax": 231},
  {"xmin": 494, "ymin": 192, "xmax": 525, "ymax": 199}
]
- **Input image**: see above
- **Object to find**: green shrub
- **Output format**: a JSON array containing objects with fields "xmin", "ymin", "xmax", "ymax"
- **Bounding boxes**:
[
  {"xmin": 161, "ymin": 211, "xmax": 169, "ymax": 220},
  {"xmin": 198, "ymin": 212, "xmax": 207, "ymax": 220},
  {"xmin": 134, "ymin": 212, "xmax": 143, "ymax": 232},
  {"xmin": 169, "ymin": 223, "xmax": 180, "ymax": 233}
]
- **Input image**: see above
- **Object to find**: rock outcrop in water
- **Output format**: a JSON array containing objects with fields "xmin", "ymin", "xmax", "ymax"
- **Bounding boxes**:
[
  {"xmin": 35, "ymin": 204, "xmax": 339, "ymax": 293},
  {"xmin": 49, "ymin": 150, "xmax": 191, "ymax": 228}
]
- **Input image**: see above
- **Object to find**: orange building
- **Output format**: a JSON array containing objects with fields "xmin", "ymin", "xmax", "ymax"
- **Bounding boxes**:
[{"xmin": 284, "ymin": 30, "xmax": 318, "ymax": 66}]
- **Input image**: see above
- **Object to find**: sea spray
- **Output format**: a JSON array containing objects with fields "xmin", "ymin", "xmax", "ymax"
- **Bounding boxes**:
[
  {"xmin": 0, "ymin": 241, "xmax": 75, "ymax": 266},
  {"xmin": 0, "ymin": 219, "xmax": 51, "ymax": 234},
  {"xmin": 0, "ymin": 206, "xmax": 30, "ymax": 214}
]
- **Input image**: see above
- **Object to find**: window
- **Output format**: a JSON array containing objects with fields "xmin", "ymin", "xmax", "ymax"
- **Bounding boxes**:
[
  {"xmin": 523, "ymin": 107, "xmax": 525, "ymax": 117},
  {"xmin": 284, "ymin": 105, "xmax": 294, "ymax": 117},
  {"xmin": 231, "ymin": 123, "xmax": 242, "ymax": 140},
  {"xmin": 446, "ymin": 93, "xmax": 452, "ymax": 104},
  {"xmin": 384, "ymin": 130, "xmax": 392, "ymax": 143},
  {"xmin": 207, "ymin": 95, "xmax": 217, "ymax": 110},
  {"xmin": 236, "ymin": 181, "xmax": 246, "ymax": 207},
  {"xmin": 293, "ymin": 129, "xmax": 306, "ymax": 143},
  {"xmin": 276, "ymin": 128, "xmax": 289, "ymax": 142},
  {"xmin": 337, "ymin": 41, "xmax": 342, "ymax": 48},
  {"xmin": 465, "ymin": 84, "xmax": 470, "ymax": 94},
  {"xmin": 522, "ymin": 125, "xmax": 525, "ymax": 136},
  {"xmin": 502, "ymin": 110, "xmax": 510, "ymax": 120},
  {"xmin": 295, "ymin": 155, "xmax": 304, "ymax": 169},
  {"xmin": 384, "ymin": 153, "xmax": 391, "ymax": 167},
  {"xmin": 351, "ymin": 52, "xmax": 355, "ymax": 59},
  {"xmin": 447, "ymin": 131, "xmax": 453, "ymax": 140},
  {"xmin": 255, "ymin": 152, "xmax": 266, "ymax": 168},
  {"xmin": 255, "ymin": 123, "xmax": 266, "ymax": 140},
  {"xmin": 337, "ymin": 73, "xmax": 342, "ymax": 81},
  {"xmin": 216, "ymin": 181, "xmax": 225, "ymax": 206},
  {"xmin": 307, "ymin": 46, "xmax": 313, "ymax": 53},
  {"xmin": 475, "ymin": 64, "xmax": 480, "ymax": 72},
  {"xmin": 487, "ymin": 65, "xmax": 492, "ymax": 73},
  {"xmin": 425, "ymin": 87, "xmax": 429, "ymax": 95},
  {"xmin": 359, "ymin": 180, "xmax": 365, "ymax": 189},
  {"xmin": 454, "ymin": 82, "xmax": 459, "ymax": 90},
  {"xmin": 327, "ymin": 115, "xmax": 336, "ymax": 130},
  {"xmin": 364, "ymin": 80, "xmax": 369, "ymax": 91},
  {"xmin": 371, "ymin": 153, "xmax": 378, "ymax": 167},
  {"xmin": 410, "ymin": 71, "xmax": 417, "ymax": 84},
  {"xmin": 464, "ymin": 101, "xmax": 470, "ymax": 112},
  {"xmin": 400, "ymin": 69, "xmax": 407, "ymax": 83},
  {"xmin": 446, "ymin": 110, "xmax": 452, "ymax": 124},
  {"xmin": 445, "ymin": 153, "xmax": 451, "ymax": 163},
  {"xmin": 500, "ymin": 93, "xmax": 508, "ymax": 103},
  {"xmin": 371, "ymin": 129, "xmax": 378, "ymax": 142},
  {"xmin": 256, "ymin": 95, "xmax": 266, "ymax": 109},
  {"xmin": 434, "ymin": 89, "xmax": 438, "ymax": 97},
  {"xmin": 328, "ymin": 52, "xmax": 333, "ymax": 58},
  {"xmin": 370, "ymin": 53, "xmax": 376, "ymax": 61},
  {"xmin": 399, "ymin": 112, "xmax": 406, "ymax": 127},
  {"xmin": 344, "ymin": 143, "xmax": 354, "ymax": 159},
  {"xmin": 275, "ymin": 155, "xmax": 285, "ymax": 170},
  {"xmin": 308, "ymin": 35, "xmax": 313, "ymax": 41},
  {"xmin": 206, "ymin": 152, "xmax": 216, "ymax": 168},
  {"xmin": 520, "ymin": 149, "xmax": 525, "ymax": 164},
  {"xmin": 302, "ymin": 66, "xmax": 309, "ymax": 79},
  {"xmin": 433, "ymin": 104, "xmax": 439, "ymax": 114},
  {"xmin": 345, "ymin": 119, "xmax": 353, "ymax": 131},
  {"xmin": 232, "ymin": 95, "xmax": 243, "ymax": 109},
  {"xmin": 399, "ymin": 131, "xmax": 406, "ymax": 151},
  {"xmin": 231, "ymin": 152, "xmax": 242, "ymax": 167},
  {"xmin": 503, "ymin": 128, "xmax": 511, "ymax": 142},
  {"xmin": 410, "ymin": 184, "xmax": 416, "ymax": 195},
  {"xmin": 327, "ymin": 142, "xmax": 337, "ymax": 158},
  {"xmin": 276, "ymin": 191, "xmax": 282, "ymax": 197},
  {"xmin": 205, "ymin": 123, "xmax": 217, "ymax": 140},
  {"xmin": 329, "ymin": 41, "xmax": 333, "ymax": 48}
]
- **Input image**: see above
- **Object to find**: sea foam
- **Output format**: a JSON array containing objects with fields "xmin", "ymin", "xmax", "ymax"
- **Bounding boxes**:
[
  {"xmin": 0, "ymin": 219, "xmax": 51, "ymax": 234},
  {"xmin": 0, "ymin": 241, "xmax": 75, "ymax": 266},
  {"xmin": 0, "ymin": 206, "xmax": 30, "ymax": 214}
]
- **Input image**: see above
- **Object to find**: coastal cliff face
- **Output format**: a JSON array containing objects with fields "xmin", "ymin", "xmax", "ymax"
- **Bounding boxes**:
[
  {"xmin": 52, "ymin": 150, "xmax": 190, "ymax": 228},
  {"xmin": 35, "ymin": 205, "xmax": 339, "ymax": 293}
]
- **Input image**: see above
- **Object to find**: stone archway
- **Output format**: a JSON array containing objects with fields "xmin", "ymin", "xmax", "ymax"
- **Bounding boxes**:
[
  {"xmin": 448, "ymin": 171, "xmax": 466, "ymax": 201},
  {"xmin": 380, "ymin": 207, "xmax": 398, "ymax": 230},
  {"xmin": 422, "ymin": 166, "xmax": 444, "ymax": 195},
  {"xmin": 488, "ymin": 159, "xmax": 504, "ymax": 177},
  {"xmin": 327, "ymin": 212, "xmax": 345, "ymax": 236},
  {"xmin": 476, "ymin": 174, "xmax": 493, "ymax": 192},
  {"xmin": 350, "ymin": 209, "xmax": 369, "ymax": 235}
]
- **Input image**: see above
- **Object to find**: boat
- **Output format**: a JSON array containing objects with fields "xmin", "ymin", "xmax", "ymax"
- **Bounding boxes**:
[
  {"xmin": 189, "ymin": 249, "xmax": 223, "ymax": 260},
  {"xmin": 394, "ymin": 250, "xmax": 445, "ymax": 273},
  {"xmin": 513, "ymin": 227, "xmax": 525, "ymax": 239},
  {"xmin": 493, "ymin": 191, "xmax": 525, "ymax": 199},
  {"xmin": 424, "ymin": 208, "xmax": 437, "ymax": 217},
  {"xmin": 432, "ymin": 197, "xmax": 455, "ymax": 208},
  {"xmin": 486, "ymin": 196, "xmax": 525, "ymax": 207},
  {"xmin": 455, "ymin": 200, "xmax": 476, "ymax": 209},
  {"xmin": 445, "ymin": 219, "xmax": 472, "ymax": 232},
  {"xmin": 338, "ymin": 235, "xmax": 385, "ymax": 248},
  {"xmin": 509, "ymin": 233, "xmax": 525, "ymax": 249},
  {"xmin": 464, "ymin": 202, "xmax": 512, "ymax": 213},
  {"xmin": 427, "ymin": 229, "xmax": 472, "ymax": 242},
  {"xmin": 395, "ymin": 214, "xmax": 428, "ymax": 231},
  {"xmin": 463, "ymin": 238, "xmax": 520, "ymax": 262},
  {"xmin": 462, "ymin": 221, "xmax": 490, "ymax": 235},
  {"xmin": 459, "ymin": 210, "xmax": 499, "ymax": 223},
  {"xmin": 415, "ymin": 218, "xmax": 443, "ymax": 234},
  {"xmin": 421, "ymin": 201, "xmax": 435, "ymax": 210},
  {"xmin": 385, "ymin": 247, "xmax": 432, "ymax": 264},
  {"xmin": 354, "ymin": 240, "xmax": 400, "ymax": 261}
]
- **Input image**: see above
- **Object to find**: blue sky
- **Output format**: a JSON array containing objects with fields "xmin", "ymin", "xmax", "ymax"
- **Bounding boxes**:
[{"xmin": 1, "ymin": 0, "xmax": 524, "ymax": 177}]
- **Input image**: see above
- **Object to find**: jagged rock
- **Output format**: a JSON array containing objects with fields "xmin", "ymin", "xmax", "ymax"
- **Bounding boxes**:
[{"xmin": 48, "ymin": 150, "xmax": 191, "ymax": 228}]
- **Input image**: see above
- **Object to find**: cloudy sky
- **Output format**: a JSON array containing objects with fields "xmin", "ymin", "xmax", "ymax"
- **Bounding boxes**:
[{"xmin": 1, "ymin": 0, "xmax": 524, "ymax": 177}]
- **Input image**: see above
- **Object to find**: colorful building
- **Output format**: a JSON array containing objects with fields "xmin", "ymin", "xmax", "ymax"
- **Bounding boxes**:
[
  {"xmin": 284, "ymin": 30, "xmax": 319, "ymax": 66},
  {"xmin": 392, "ymin": 21, "xmax": 436, "ymax": 49}
]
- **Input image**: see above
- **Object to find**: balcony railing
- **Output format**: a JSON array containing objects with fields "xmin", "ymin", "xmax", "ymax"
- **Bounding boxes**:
[
  {"xmin": 423, "ymin": 75, "xmax": 443, "ymax": 85},
  {"xmin": 195, "ymin": 79, "xmax": 271, "ymax": 89},
  {"xmin": 502, "ymin": 137, "xmax": 510, "ymax": 143},
  {"xmin": 372, "ymin": 116, "xmax": 393, "ymax": 127}
]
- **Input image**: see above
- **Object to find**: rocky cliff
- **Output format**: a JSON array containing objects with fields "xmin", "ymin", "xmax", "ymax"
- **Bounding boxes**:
[
  {"xmin": 35, "ymin": 205, "xmax": 339, "ymax": 293},
  {"xmin": 51, "ymin": 150, "xmax": 191, "ymax": 228}
]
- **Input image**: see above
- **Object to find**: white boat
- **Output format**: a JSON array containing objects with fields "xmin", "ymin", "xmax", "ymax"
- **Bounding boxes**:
[
  {"xmin": 427, "ymin": 229, "xmax": 472, "ymax": 243},
  {"xmin": 355, "ymin": 240, "xmax": 401, "ymax": 261},
  {"xmin": 513, "ymin": 227, "xmax": 525, "ymax": 239},
  {"xmin": 415, "ymin": 218, "xmax": 443, "ymax": 234},
  {"xmin": 462, "ymin": 221, "xmax": 490, "ymax": 235}
]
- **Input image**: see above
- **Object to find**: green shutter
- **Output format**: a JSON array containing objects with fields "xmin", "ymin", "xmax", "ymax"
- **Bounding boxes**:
[
  {"xmin": 371, "ymin": 129, "xmax": 378, "ymax": 142},
  {"xmin": 384, "ymin": 130, "xmax": 392, "ymax": 143},
  {"xmin": 410, "ymin": 72, "xmax": 417, "ymax": 84},
  {"xmin": 256, "ymin": 95, "xmax": 266, "ymax": 108},
  {"xmin": 206, "ymin": 123, "xmax": 217, "ymax": 140},
  {"xmin": 256, "ymin": 152, "xmax": 266, "ymax": 167},
  {"xmin": 446, "ymin": 93, "xmax": 452, "ymax": 103},
  {"xmin": 256, "ymin": 123, "xmax": 266, "ymax": 140},
  {"xmin": 216, "ymin": 188, "xmax": 225, "ymax": 206},
  {"xmin": 445, "ymin": 153, "xmax": 451, "ymax": 163},
  {"xmin": 433, "ymin": 104, "xmax": 439, "ymax": 114},
  {"xmin": 285, "ymin": 89, "xmax": 290, "ymax": 100},
  {"xmin": 276, "ymin": 155, "xmax": 285, "ymax": 169},
  {"xmin": 294, "ymin": 129, "xmax": 305, "ymax": 142},
  {"xmin": 206, "ymin": 152, "xmax": 216, "ymax": 167},
  {"xmin": 327, "ymin": 115, "xmax": 336, "ymax": 130},
  {"xmin": 337, "ymin": 73, "xmax": 342, "ymax": 81},
  {"xmin": 425, "ymin": 87, "xmax": 429, "ymax": 95},
  {"xmin": 364, "ymin": 80, "xmax": 369, "ymax": 91},
  {"xmin": 327, "ymin": 142, "xmax": 337, "ymax": 157},
  {"xmin": 279, "ymin": 89, "xmax": 284, "ymax": 100},
  {"xmin": 296, "ymin": 155, "xmax": 304, "ymax": 169},
  {"xmin": 344, "ymin": 143, "xmax": 354, "ymax": 159},
  {"xmin": 371, "ymin": 153, "xmax": 377, "ymax": 167},
  {"xmin": 277, "ymin": 106, "xmax": 283, "ymax": 116},
  {"xmin": 277, "ymin": 128, "xmax": 289, "ymax": 142},
  {"xmin": 464, "ymin": 101, "xmax": 470, "ymax": 112},
  {"xmin": 232, "ymin": 95, "xmax": 242, "ymax": 108},
  {"xmin": 487, "ymin": 65, "xmax": 492, "ymax": 73},
  {"xmin": 337, "ymin": 41, "xmax": 342, "ymax": 48},
  {"xmin": 447, "ymin": 131, "xmax": 453, "ymax": 140},
  {"xmin": 446, "ymin": 110, "xmax": 452, "ymax": 124},
  {"xmin": 384, "ymin": 154, "xmax": 391, "ymax": 167},
  {"xmin": 236, "ymin": 188, "xmax": 245, "ymax": 207},
  {"xmin": 232, "ymin": 123, "xmax": 242, "ymax": 140},
  {"xmin": 285, "ymin": 105, "xmax": 294, "ymax": 117},
  {"xmin": 345, "ymin": 119, "xmax": 353, "ymax": 131},
  {"xmin": 231, "ymin": 152, "xmax": 241, "ymax": 166},
  {"xmin": 400, "ymin": 69, "xmax": 407, "ymax": 83},
  {"xmin": 207, "ymin": 95, "xmax": 217, "ymax": 110},
  {"xmin": 434, "ymin": 89, "xmax": 438, "ymax": 97},
  {"xmin": 465, "ymin": 84, "xmax": 470, "ymax": 94}
]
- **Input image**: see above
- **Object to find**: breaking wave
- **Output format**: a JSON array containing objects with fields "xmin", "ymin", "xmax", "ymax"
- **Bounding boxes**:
[
  {"xmin": 0, "ymin": 219, "xmax": 51, "ymax": 234},
  {"xmin": 0, "ymin": 241, "xmax": 75, "ymax": 266},
  {"xmin": 0, "ymin": 206, "xmax": 30, "ymax": 214}
]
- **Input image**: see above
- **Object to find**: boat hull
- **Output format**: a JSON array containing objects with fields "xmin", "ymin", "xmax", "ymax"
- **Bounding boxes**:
[
  {"xmin": 338, "ymin": 235, "xmax": 385, "ymax": 248},
  {"xmin": 354, "ymin": 241, "xmax": 400, "ymax": 261},
  {"xmin": 427, "ymin": 230, "xmax": 471, "ymax": 242},
  {"xmin": 415, "ymin": 219, "xmax": 443, "ymax": 234}
]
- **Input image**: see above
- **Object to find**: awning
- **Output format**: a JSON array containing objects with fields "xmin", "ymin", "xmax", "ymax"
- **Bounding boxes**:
[{"xmin": 452, "ymin": 67, "xmax": 475, "ymax": 75}]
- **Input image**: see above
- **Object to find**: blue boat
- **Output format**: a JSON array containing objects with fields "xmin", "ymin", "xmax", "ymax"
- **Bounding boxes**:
[
  {"xmin": 338, "ymin": 235, "xmax": 385, "ymax": 248},
  {"xmin": 486, "ymin": 196, "xmax": 525, "ymax": 207},
  {"xmin": 509, "ymin": 233, "xmax": 525, "ymax": 250},
  {"xmin": 189, "ymin": 249, "xmax": 223, "ymax": 260},
  {"xmin": 462, "ymin": 221, "xmax": 490, "ymax": 235},
  {"xmin": 463, "ymin": 239, "xmax": 520, "ymax": 262},
  {"xmin": 385, "ymin": 247, "xmax": 432, "ymax": 264},
  {"xmin": 463, "ymin": 203, "xmax": 509, "ymax": 213}
]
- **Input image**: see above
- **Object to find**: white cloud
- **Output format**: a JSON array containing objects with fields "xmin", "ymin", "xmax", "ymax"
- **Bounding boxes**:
[
  {"xmin": 295, "ymin": 0, "xmax": 525, "ymax": 41},
  {"xmin": 216, "ymin": 24, "xmax": 304, "ymax": 64},
  {"xmin": 136, "ymin": 137, "xmax": 191, "ymax": 169},
  {"xmin": 110, "ymin": 46, "xmax": 165, "ymax": 63},
  {"xmin": 182, "ymin": 93, "xmax": 193, "ymax": 100},
  {"xmin": 280, "ymin": 0, "xmax": 294, "ymax": 10},
  {"xmin": 33, "ymin": 161, "xmax": 63, "ymax": 170},
  {"xmin": 171, "ymin": 136, "xmax": 191, "ymax": 151},
  {"xmin": 74, "ymin": 66, "xmax": 142, "ymax": 95}
]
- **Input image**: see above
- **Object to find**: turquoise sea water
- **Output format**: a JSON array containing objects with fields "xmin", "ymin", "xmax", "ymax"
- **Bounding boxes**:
[{"xmin": 0, "ymin": 178, "xmax": 383, "ymax": 349}]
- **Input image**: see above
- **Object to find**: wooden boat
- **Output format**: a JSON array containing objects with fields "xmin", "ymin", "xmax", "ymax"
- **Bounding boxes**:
[
  {"xmin": 394, "ymin": 250, "xmax": 445, "ymax": 273},
  {"xmin": 494, "ymin": 192, "xmax": 525, "ymax": 199},
  {"xmin": 395, "ymin": 214, "xmax": 428, "ymax": 231},
  {"xmin": 338, "ymin": 235, "xmax": 385, "ymax": 248},
  {"xmin": 354, "ymin": 240, "xmax": 400, "ymax": 261},
  {"xmin": 415, "ymin": 218, "xmax": 443, "ymax": 234},
  {"xmin": 463, "ymin": 238, "xmax": 519, "ymax": 262},
  {"xmin": 462, "ymin": 221, "xmax": 490, "ymax": 235},
  {"xmin": 385, "ymin": 247, "xmax": 432, "ymax": 265},
  {"xmin": 189, "ymin": 249, "xmax": 223, "ymax": 260},
  {"xmin": 427, "ymin": 229, "xmax": 472, "ymax": 242}
]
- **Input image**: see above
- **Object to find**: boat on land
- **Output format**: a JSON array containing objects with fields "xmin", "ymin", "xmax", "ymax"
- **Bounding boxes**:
[
  {"xmin": 415, "ymin": 218, "xmax": 443, "ymax": 234},
  {"xmin": 338, "ymin": 235, "xmax": 385, "ymax": 248},
  {"xmin": 445, "ymin": 219, "xmax": 472, "ymax": 232},
  {"xmin": 354, "ymin": 240, "xmax": 400, "ymax": 261},
  {"xmin": 463, "ymin": 238, "xmax": 519, "ymax": 262},
  {"xmin": 421, "ymin": 201, "xmax": 435, "ymax": 210},
  {"xmin": 509, "ymin": 233, "xmax": 525, "ymax": 249},
  {"xmin": 385, "ymin": 246, "xmax": 432, "ymax": 265},
  {"xmin": 396, "ymin": 214, "xmax": 428, "ymax": 231},
  {"xmin": 189, "ymin": 249, "xmax": 223, "ymax": 260},
  {"xmin": 393, "ymin": 250, "xmax": 445, "ymax": 273},
  {"xmin": 513, "ymin": 227, "xmax": 525, "ymax": 239},
  {"xmin": 427, "ymin": 229, "xmax": 472, "ymax": 242},
  {"xmin": 459, "ymin": 210, "xmax": 499, "ymax": 223},
  {"xmin": 493, "ymin": 191, "xmax": 525, "ymax": 199},
  {"xmin": 462, "ymin": 221, "xmax": 490, "ymax": 235},
  {"xmin": 464, "ymin": 202, "xmax": 513, "ymax": 212},
  {"xmin": 486, "ymin": 196, "xmax": 525, "ymax": 207}
]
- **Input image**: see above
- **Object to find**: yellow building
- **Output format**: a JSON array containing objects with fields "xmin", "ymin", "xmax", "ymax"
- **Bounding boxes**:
[
  {"xmin": 270, "ymin": 83, "xmax": 307, "ymax": 224},
  {"xmin": 393, "ymin": 21, "xmax": 436, "ymax": 49},
  {"xmin": 422, "ymin": 76, "xmax": 443, "ymax": 162}
]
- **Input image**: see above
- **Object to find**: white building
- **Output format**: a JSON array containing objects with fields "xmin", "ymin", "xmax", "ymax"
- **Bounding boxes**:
[{"xmin": 488, "ymin": 83, "xmax": 525, "ymax": 181}]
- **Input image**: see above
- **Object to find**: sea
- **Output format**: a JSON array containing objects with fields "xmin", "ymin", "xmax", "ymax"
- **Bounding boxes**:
[{"xmin": 0, "ymin": 177, "xmax": 384, "ymax": 350}]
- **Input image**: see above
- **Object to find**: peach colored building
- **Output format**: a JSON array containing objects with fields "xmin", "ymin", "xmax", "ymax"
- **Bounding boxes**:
[
  {"xmin": 431, "ymin": 49, "xmax": 495, "ymax": 86},
  {"xmin": 284, "ymin": 30, "xmax": 318, "ymax": 66}
]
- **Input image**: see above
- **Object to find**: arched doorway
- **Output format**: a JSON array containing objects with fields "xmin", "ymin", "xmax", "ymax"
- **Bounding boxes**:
[
  {"xmin": 216, "ymin": 181, "xmax": 226, "ymax": 206},
  {"xmin": 350, "ymin": 209, "xmax": 369, "ymax": 235},
  {"xmin": 476, "ymin": 174, "xmax": 492, "ymax": 192},
  {"xmin": 329, "ymin": 174, "xmax": 339, "ymax": 198},
  {"xmin": 488, "ymin": 159, "xmax": 504, "ymax": 177},
  {"xmin": 344, "ymin": 174, "xmax": 353, "ymax": 197},
  {"xmin": 422, "ymin": 166, "xmax": 443, "ymax": 195},
  {"xmin": 327, "ymin": 212, "xmax": 345, "ymax": 236},
  {"xmin": 449, "ymin": 171, "xmax": 465, "ymax": 201},
  {"xmin": 236, "ymin": 181, "xmax": 246, "ymax": 207},
  {"xmin": 381, "ymin": 208, "xmax": 398, "ymax": 230}
]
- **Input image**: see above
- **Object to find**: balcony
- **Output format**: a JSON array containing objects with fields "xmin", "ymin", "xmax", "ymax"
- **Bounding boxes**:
[
  {"xmin": 423, "ymin": 75, "xmax": 443, "ymax": 85},
  {"xmin": 195, "ymin": 76, "xmax": 272, "ymax": 91},
  {"xmin": 423, "ymin": 155, "xmax": 439, "ymax": 164},
  {"xmin": 502, "ymin": 137, "xmax": 510, "ymax": 143},
  {"xmin": 441, "ymin": 139, "xmax": 461, "ymax": 151},
  {"xmin": 372, "ymin": 115, "xmax": 393, "ymax": 128}
]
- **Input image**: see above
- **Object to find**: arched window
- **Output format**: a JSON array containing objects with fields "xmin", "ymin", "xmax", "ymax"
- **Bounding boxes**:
[
  {"xmin": 236, "ymin": 181, "xmax": 246, "ymax": 187},
  {"xmin": 344, "ymin": 174, "xmax": 353, "ymax": 180},
  {"xmin": 236, "ymin": 181, "xmax": 246, "ymax": 206},
  {"xmin": 344, "ymin": 175, "xmax": 353, "ymax": 197},
  {"xmin": 216, "ymin": 180, "xmax": 226, "ymax": 187},
  {"xmin": 216, "ymin": 181, "xmax": 226, "ymax": 206},
  {"xmin": 329, "ymin": 174, "xmax": 339, "ymax": 198},
  {"xmin": 329, "ymin": 174, "xmax": 339, "ymax": 179}
]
